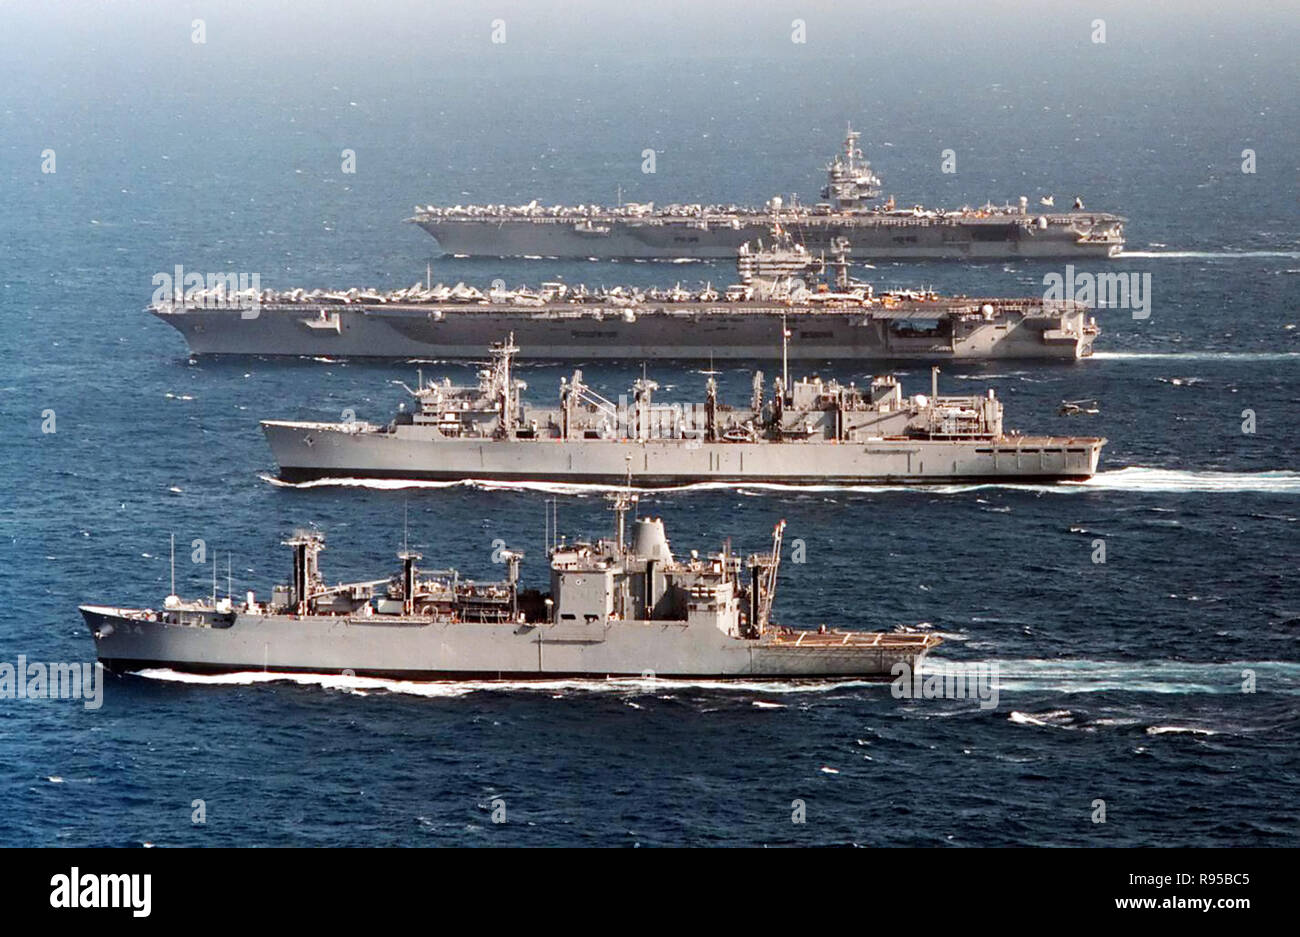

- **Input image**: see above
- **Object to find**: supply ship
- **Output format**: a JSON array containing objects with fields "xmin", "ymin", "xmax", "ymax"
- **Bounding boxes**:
[
  {"xmin": 409, "ymin": 127, "xmax": 1125, "ymax": 260},
  {"xmin": 262, "ymin": 336, "xmax": 1106, "ymax": 486},
  {"xmin": 151, "ymin": 234, "xmax": 1099, "ymax": 360},
  {"xmin": 80, "ymin": 507, "xmax": 940, "ymax": 680}
]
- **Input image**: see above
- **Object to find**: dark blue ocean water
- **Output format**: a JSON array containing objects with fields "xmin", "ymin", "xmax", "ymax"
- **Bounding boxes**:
[{"xmin": 1, "ymin": 1, "xmax": 1298, "ymax": 846}]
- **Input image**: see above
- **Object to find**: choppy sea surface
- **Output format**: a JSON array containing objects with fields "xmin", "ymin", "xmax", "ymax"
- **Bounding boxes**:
[{"xmin": 0, "ymin": 2, "xmax": 1297, "ymax": 846}]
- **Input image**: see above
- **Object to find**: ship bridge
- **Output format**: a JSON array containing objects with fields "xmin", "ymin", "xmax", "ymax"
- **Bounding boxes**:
[{"xmin": 549, "ymin": 511, "xmax": 745, "ymax": 636}]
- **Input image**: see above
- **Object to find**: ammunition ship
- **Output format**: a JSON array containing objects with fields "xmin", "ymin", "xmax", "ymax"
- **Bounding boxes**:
[
  {"xmin": 151, "ymin": 235, "xmax": 1099, "ymax": 360},
  {"xmin": 409, "ymin": 128, "xmax": 1125, "ymax": 260},
  {"xmin": 80, "ymin": 509, "xmax": 940, "ymax": 680},
  {"xmin": 262, "ymin": 336, "xmax": 1106, "ymax": 485}
]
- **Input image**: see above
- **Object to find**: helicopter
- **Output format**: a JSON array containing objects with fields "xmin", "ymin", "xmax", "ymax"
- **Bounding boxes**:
[{"xmin": 1059, "ymin": 398, "xmax": 1100, "ymax": 416}]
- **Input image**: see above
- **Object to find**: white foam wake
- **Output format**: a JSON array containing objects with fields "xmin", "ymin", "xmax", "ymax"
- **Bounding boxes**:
[
  {"xmin": 129, "ymin": 668, "xmax": 878, "ymax": 698},
  {"xmin": 1075, "ymin": 467, "xmax": 1300, "ymax": 494},
  {"xmin": 1116, "ymin": 250, "xmax": 1300, "ymax": 259},
  {"xmin": 131, "ymin": 659, "xmax": 1300, "ymax": 700},
  {"xmin": 259, "ymin": 474, "xmax": 850, "ymax": 496},
  {"xmin": 261, "ymin": 468, "xmax": 1300, "ymax": 496},
  {"xmin": 1090, "ymin": 351, "xmax": 1300, "ymax": 362},
  {"xmin": 925, "ymin": 657, "xmax": 1300, "ymax": 695},
  {"xmin": 262, "ymin": 473, "xmax": 471, "ymax": 492}
]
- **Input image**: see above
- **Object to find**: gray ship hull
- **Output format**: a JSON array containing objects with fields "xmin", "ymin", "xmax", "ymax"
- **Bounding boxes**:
[
  {"xmin": 81, "ymin": 606, "xmax": 936, "ymax": 680},
  {"xmin": 263, "ymin": 422, "xmax": 1105, "ymax": 486},
  {"xmin": 414, "ymin": 213, "xmax": 1124, "ymax": 261},
  {"xmin": 154, "ymin": 301, "xmax": 1094, "ymax": 360}
]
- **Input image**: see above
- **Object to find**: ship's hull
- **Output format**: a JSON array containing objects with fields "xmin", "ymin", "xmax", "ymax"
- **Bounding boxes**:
[
  {"xmin": 80, "ymin": 606, "xmax": 936, "ymax": 680},
  {"xmin": 414, "ymin": 214, "xmax": 1124, "ymax": 260},
  {"xmin": 263, "ymin": 422, "xmax": 1105, "ymax": 486},
  {"xmin": 154, "ymin": 302, "xmax": 1095, "ymax": 360}
]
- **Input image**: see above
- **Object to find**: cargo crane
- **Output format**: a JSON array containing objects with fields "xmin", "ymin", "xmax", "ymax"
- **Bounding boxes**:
[{"xmin": 744, "ymin": 520, "xmax": 786, "ymax": 638}]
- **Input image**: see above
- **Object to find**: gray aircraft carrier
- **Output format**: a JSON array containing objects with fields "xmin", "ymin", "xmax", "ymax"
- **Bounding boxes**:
[
  {"xmin": 151, "ymin": 236, "xmax": 1099, "ymax": 360},
  {"xmin": 81, "ymin": 508, "xmax": 940, "ymax": 680},
  {"xmin": 262, "ymin": 336, "xmax": 1106, "ymax": 486},
  {"xmin": 409, "ymin": 127, "xmax": 1126, "ymax": 261}
]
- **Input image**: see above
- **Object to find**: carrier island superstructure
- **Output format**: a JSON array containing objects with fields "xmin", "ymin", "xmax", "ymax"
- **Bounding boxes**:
[
  {"xmin": 151, "ymin": 234, "xmax": 1099, "ymax": 361},
  {"xmin": 408, "ymin": 127, "xmax": 1126, "ymax": 261},
  {"xmin": 262, "ymin": 335, "xmax": 1106, "ymax": 486},
  {"xmin": 80, "ymin": 507, "xmax": 940, "ymax": 680}
]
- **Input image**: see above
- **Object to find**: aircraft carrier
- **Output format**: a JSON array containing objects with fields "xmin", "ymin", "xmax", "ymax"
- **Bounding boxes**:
[
  {"xmin": 80, "ymin": 509, "xmax": 940, "ymax": 680},
  {"xmin": 262, "ymin": 336, "xmax": 1106, "ymax": 486},
  {"xmin": 151, "ymin": 235, "xmax": 1099, "ymax": 360},
  {"xmin": 409, "ymin": 128, "xmax": 1126, "ymax": 261}
]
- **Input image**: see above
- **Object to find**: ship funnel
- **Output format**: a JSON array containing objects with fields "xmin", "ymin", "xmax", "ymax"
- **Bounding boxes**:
[
  {"xmin": 283, "ymin": 530, "xmax": 325, "ymax": 616},
  {"xmin": 630, "ymin": 518, "xmax": 673, "ymax": 563},
  {"xmin": 398, "ymin": 549, "xmax": 422, "ymax": 616}
]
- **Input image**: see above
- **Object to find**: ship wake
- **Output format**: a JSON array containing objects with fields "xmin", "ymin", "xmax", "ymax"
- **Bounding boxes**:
[
  {"xmin": 1116, "ymin": 250, "xmax": 1300, "ymax": 259},
  {"xmin": 261, "ymin": 468, "xmax": 1300, "ymax": 496},
  {"xmin": 128, "ymin": 668, "xmax": 882, "ymax": 699},
  {"xmin": 925, "ymin": 657, "xmax": 1300, "ymax": 695},
  {"xmin": 1091, "ymin": 351, "xmax": 1300, "ymax": 362},
  {"xmin": 1070, "ymin": 467, "xmax": 1300, "ymax": 494},
  {"xmin": 128, "ymin": 658, "xmax": 1300, "ymax": 701}
]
